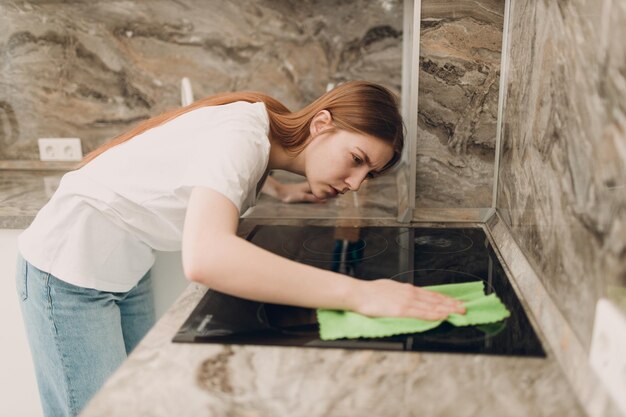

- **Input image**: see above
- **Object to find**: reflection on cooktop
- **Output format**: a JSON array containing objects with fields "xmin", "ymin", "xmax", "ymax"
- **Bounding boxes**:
[
  {"xmin": 282, "ymin": 229, "xmax": 389, "ymax": 265},
  {"xmin": 397, "ymin": 229, "xmax": 474, "ymax": 254},
  {"xmin": 173, "ymin": 226, "xmax": 546, "ymax": 357}
]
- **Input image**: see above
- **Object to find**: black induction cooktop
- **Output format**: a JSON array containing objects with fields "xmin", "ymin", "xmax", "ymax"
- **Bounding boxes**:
[{"xmin": 173, "ymin": 226, "xmax": 546, "ymax": 357}]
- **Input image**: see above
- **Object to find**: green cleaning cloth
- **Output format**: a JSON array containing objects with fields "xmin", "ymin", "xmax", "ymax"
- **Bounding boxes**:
[{"xmin": 317, "ymin": 280, "xmax": 511, "ymax": 340}]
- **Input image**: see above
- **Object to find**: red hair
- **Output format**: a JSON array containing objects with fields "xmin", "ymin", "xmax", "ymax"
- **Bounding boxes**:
[{"xmin": 80, "ymin": 81, "xmax": 404, "ymax": 172}]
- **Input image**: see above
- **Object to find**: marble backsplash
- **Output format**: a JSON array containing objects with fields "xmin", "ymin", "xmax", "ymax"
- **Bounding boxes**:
[
  {"xmin": 0, "ymin": 0, "xmax": 402, "ymax": 159},
  {"xmin": 497, "ymin": 0, "xmax": 626, "ymax": 350},
  {"xmin": 416, "ymin": 0, "xmax": 504, "ymax": 208}
]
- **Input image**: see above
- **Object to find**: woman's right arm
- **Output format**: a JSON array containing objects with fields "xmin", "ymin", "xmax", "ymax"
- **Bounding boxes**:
[{"xmin": 182, "ymin": 187, "xmax": 465, "ymax": 320}]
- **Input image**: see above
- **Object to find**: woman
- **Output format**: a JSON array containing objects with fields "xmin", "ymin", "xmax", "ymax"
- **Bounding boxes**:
[{"xmin": 16, "ymin": 81, "xmax": 465, "ymax": 417}]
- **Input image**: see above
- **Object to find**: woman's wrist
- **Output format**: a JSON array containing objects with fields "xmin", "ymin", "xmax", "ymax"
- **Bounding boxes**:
[
  {"xmin": 261, "ymin": 176, "xmax": 283, "ymax": 199},
  {"xmin": 339, "ymin": 276, "xmax": 368, "ymax": 312},
  {"xmin": 273, "ymin": 182, "xmax": 285, "ymax": 200}
]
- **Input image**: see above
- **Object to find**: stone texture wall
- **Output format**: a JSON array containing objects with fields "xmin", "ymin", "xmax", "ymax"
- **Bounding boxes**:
[
  {"xmin": 0, "ymin": 0, "xmax": 402, "ymax": 160},
  {"xmin": 415, "ymin": 0, "xmax": 504, "ymax": 208},
  {"xmin": 497, "ymin": 0, "xmax": 626, "ymax": 350}
]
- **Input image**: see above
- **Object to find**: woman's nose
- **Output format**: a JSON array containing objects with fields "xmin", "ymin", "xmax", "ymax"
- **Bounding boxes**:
[{"xmin": 345, "ymin": 170, "xmax": 368, "ymax": 192}]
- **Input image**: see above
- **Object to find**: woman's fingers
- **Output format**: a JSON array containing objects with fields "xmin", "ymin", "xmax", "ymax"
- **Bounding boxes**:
[
  {"xmin": 353, "ymin": 279, "xmax": 467, "ymax": 320},
  {"xmin": 411, "ymin": 299, "xmax": 463, "ymax": 318},
  {"xmin": 301, "ymin": 193, "xmax": 326, "ymax": 204},
  {"xmin": 279, "ymin": 182, "xmax": 327, "ymax": 204},
  {"xmin": 414, "ymin": 287, "xmax": 466, "ymax": 314},
  {"xmin": 408, "ymin": 307, "xmax": 449, "ymax": 321}
]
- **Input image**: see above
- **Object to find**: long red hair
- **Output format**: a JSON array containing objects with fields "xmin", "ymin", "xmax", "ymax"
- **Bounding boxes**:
[{"xmin": 80, "ymin": 81, "xmax": 404, "ymax": 172}]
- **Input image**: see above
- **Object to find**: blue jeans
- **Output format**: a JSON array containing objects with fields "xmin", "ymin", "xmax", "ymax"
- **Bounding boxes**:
[{"xmin": 15, "ymin": 253, "xmax": 155, "ymax": 417}]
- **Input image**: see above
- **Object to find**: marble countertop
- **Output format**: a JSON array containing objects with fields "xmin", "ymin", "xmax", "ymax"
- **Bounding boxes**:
[
  {"xmin": 79, "ymin": 217, "xmax": 585, "ymax": 417},
  {"xmin": 0, "ymin": 169, "xmax": 66, "ymax": 229},
  {"xmin": 79, "ymin": 245, "xmax": 585, "ymax": 417},
  {"xmin": 1, "ymin": 168, "xmax": 586, "ymax": 416},
  {"xmin": 0, "ymin": 167, "xmax": 400, "ymax": 229}
]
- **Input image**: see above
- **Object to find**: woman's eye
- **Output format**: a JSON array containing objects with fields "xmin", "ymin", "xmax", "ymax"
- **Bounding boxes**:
[{"xmin": 352, "ymin": 154, "xmax": 363, "ymax": 164}]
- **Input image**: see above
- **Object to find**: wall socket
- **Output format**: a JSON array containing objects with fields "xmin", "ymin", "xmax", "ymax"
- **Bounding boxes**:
[
  {"xmin": 38, "ymin": 138, "xmax": 83, "ymax": 161},
  {"xmin": 589, "ymin": 298, "xmax": 626, "ymax": 415}
]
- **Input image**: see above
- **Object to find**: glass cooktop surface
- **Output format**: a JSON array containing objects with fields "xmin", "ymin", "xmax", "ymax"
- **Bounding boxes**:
[{"xmin": 173, "ymin": 226, "xmax": 545, "ymax": 357}]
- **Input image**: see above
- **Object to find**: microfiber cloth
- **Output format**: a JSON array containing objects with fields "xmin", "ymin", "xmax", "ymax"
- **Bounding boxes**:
[{"xmin": 317, "ymin": 281, "xmax": 511, "ymax": 340}]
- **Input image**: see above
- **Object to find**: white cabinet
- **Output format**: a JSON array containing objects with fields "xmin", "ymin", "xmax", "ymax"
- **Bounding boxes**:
[
  {"xmin": 0, "ymin": 229, "xmax": 43, "ymax": 417},
  {"xmin": 0, "ymin": 229, "xmax": 188, "ymax": 417},
  {"xmin": 151, "ymin": 251, "xmax": 189, "ymax": 320}
]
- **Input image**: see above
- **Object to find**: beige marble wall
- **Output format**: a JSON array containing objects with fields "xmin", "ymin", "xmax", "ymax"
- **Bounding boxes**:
[
  {"xmin": 497, "ymin": 0, "xmax": 626, "ymax": 350},
  {"xmin": 0, "ymin": 0, "xmax": 402, "ymax": 160},
  {"xmin": 415, "ymin": 0, "xmax": 504, "ymax": 208}
]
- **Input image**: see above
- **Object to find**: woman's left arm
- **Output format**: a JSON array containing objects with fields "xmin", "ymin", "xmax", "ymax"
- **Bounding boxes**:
[{"xmin": 261, "ymin": 175, "xmax": 325, "ymax": 204}]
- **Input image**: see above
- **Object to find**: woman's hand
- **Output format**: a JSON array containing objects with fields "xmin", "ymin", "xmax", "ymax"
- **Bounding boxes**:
[
  {"xmin": 276, "ymin": 181, "xmax": 326, "ymax": 204},
  {"xmin": 262, "ymin": 176, "xmax": 326, "ymax": 204},
  {"xmin": 350, "ymin": 278, "xmax": 466, "ymax": 321}
]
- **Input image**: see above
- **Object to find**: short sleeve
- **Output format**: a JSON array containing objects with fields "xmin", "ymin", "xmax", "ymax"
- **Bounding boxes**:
[{"xmin": 174, "ymin": 126, "xmax": 270, "ymax": 213}]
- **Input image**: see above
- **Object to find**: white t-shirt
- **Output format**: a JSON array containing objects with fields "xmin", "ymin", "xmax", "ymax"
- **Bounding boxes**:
[{"xmin": 19, "ymin": 101, "xmax": 271, "ymax": 292}]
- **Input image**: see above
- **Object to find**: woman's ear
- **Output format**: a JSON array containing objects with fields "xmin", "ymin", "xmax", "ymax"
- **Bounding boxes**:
[{"xmin": 309, "ymin": 110, "xmax": 333, "ymax": 137}]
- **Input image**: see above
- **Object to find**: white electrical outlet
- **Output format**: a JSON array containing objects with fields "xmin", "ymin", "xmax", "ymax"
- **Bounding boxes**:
[
  {"xmin": 38, "ymin": 138, "xmax": 83, "ymax": 161},
  {"xmin": 590, "ymin": 298, "xmax": 626, "ymax": 415}
]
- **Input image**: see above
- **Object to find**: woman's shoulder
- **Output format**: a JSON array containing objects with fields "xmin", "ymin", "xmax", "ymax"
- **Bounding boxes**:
[
  {"xmin": 178, "ymin": 102, "xmax": 269, "ymax": 152},
  {"xmin": 185, "ymin": 101, "xmax": 269, "ymax": 133}
]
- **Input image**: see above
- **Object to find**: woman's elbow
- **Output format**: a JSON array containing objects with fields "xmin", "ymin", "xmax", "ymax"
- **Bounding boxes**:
[
  {"xmin": 182, "ymin": 249, "xmax": 218, "ymax": 284},
  {"xmin": 181, "ymin": 233, "xmax": 238, "ymax": 284},
  {"xmin": 182, "ymin": 260, "xmax": 203, "ymax": 283}
]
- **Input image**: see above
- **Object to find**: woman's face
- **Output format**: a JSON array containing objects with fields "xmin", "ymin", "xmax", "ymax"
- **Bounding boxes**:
[{"xmin": 303, "ymin": 128, "xmax": 395, "ymax": 200}]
